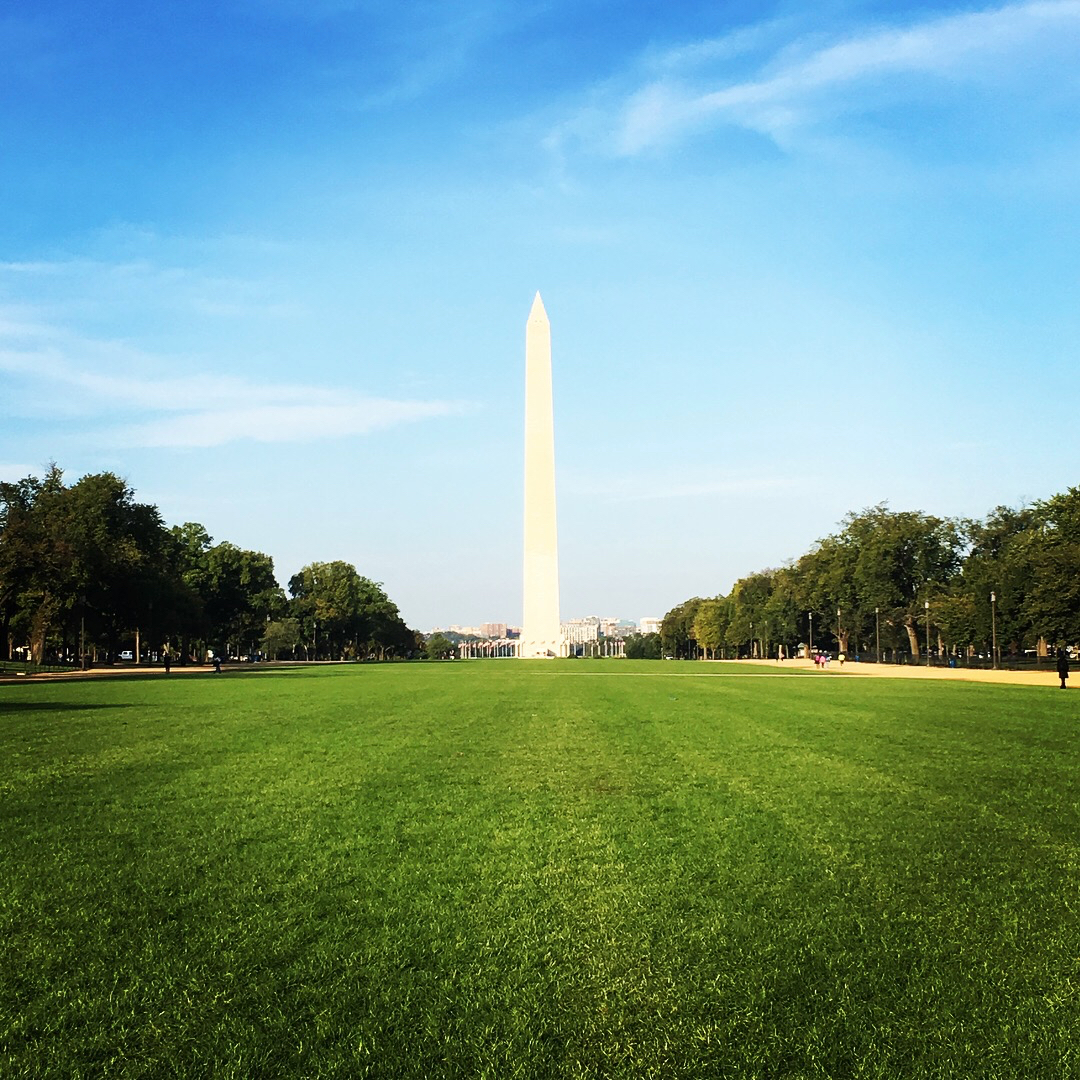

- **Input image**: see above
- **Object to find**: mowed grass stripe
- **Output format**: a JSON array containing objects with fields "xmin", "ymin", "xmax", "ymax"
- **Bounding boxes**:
[{"xmin": 2, "ymin": 661, "xmax": 1078, "ymax": 1078}]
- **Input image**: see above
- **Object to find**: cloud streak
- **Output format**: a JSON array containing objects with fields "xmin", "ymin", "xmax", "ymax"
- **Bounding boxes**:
[
  {"xmin": 0, "ymin": 314, "xmax": 468, "ymax": 449},
  {"xmin": 113, "ymin": 400, "xmax": 459, "ymax": 448},
  {"xmin": 551, "ymin": 0, "xmax": 1080, "ymax": 155},
  {"xmin": 0, "ymin": 463, "xmax": 41, "ymax": 483}
]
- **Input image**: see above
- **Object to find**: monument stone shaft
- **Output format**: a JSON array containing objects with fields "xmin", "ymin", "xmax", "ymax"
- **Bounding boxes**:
[{"xmin": 520, "ymin": 292, "xmax": 561, "ymax": 658}]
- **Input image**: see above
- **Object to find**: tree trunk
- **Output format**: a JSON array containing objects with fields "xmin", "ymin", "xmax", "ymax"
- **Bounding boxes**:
[
  {"xmin": 29, "ymin": 596, "xmax": 58, "ymax": 664},
  {"xmin": 904, "ymin": 616, "xmax": 921, "ymax": 662},
  {"xmin": 30, "ymin": 618, "xmax": 47, "ymax": 665}
]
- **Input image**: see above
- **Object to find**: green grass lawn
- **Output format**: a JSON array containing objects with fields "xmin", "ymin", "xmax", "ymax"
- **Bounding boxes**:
[{"xmin": 2, "ymin": 661, "xmax": 1078, "ymax": 1079}]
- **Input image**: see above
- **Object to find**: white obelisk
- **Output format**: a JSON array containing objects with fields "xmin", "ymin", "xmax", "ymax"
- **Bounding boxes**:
[{"xmin": 520, "ymin": 292, "xmax": 562, "ymax": 658}]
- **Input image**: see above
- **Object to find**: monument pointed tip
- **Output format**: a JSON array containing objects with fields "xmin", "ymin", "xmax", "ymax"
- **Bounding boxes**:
[{"xmin": 530, "ymin": 291, "xmax": 547, "ymax": 317}]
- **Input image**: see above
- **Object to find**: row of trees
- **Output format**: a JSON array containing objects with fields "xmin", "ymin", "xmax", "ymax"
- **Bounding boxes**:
[
  {"xmin": 0, "ymin": 465, "xmax": 418, "ymax": 664},
  {"xmin": 660, "ymin": 489, "xmax": 1080, "ymax": 663}
]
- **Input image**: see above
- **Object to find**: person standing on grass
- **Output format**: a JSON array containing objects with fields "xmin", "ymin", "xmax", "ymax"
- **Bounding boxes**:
[
  {"xmin": 163, "ymin": 651, "xmax": 171, "ymax": 674},
  {"xmin": 1057, "ymin": 648, "xmax": 1069, "ymax": 690}
]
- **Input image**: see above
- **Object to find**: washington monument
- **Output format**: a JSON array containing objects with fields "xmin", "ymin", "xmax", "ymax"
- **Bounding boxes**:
[{"xmin": 519, "ymin": 292, "xmax": 563, "ymax": 658}]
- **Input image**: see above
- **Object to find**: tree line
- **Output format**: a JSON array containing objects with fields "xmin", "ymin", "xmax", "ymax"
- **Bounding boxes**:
[
  {"xmin": 0, "ymin": 465, "xmax": 418, "ymax": 665},
  {"xmin": 659, "ymin": 489, "xmax": 1080, "ymax": 663}
]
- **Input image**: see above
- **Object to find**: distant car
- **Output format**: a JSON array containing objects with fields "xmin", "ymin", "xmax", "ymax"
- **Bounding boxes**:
[{"xmin": 119, "ymin": 650, "xmax": 134, "ymax": 661}]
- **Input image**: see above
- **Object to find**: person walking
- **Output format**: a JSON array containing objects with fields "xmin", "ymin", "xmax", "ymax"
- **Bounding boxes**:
[
  {"xmin": 1057, "ymin": 648, "xmax": 1070, "ymax": 690},
  {"xmin": 163, "ymin": 650, "xmax": 171, "ymax": 674}
]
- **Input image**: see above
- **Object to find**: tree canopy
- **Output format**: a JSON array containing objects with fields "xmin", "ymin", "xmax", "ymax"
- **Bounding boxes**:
[
  {"xmin": 288, "ymin": 561, "xmax": 413, "ymax": 661},
  {"xmin": 0, "ymin": 465, "xmax": 418, "ymax": 664},
  {"xmin": 661, "ymin": 491, "xmax": 1080, "ymax": 663}
]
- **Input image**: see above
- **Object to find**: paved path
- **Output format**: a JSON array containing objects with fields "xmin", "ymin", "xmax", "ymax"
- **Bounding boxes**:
[
  {"xmin": 722, "ymin": 657, "xmax": 1066, "ymax": 688},
  {"xmin": 0, "ymin": 662, "xmax": 296, "ymax": 685},
  {"xmin": 0, "ymin": 658, "xmax": 1069, "ymax": 689}
]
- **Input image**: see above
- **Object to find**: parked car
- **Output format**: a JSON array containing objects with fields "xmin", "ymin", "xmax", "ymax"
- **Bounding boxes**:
[{"xmin": 119, "ymin": 650, "xmax": 134, "ymax": 661}]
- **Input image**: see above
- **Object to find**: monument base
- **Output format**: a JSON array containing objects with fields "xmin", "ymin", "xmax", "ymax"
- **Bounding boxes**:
[{"xmin": 516, "ymin": 638, "xmax": 566, "ymax": 659}]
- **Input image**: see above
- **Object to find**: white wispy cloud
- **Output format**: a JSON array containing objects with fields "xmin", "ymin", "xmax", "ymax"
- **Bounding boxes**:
[
  {"xmin": 550, "ymin": 0, "xmax": 1080, "ymax": 155},
  {"xmin": 113, "ymin": 400, "xmax": 457, "ymax": 448},
  {"xmin": 319, "ymin": 0, "xmax": 521, "ymax": 110},
  {"xmin": 0, "ymin": 255, "xmax": 304, "ymax": 321},
  {"xmin": 0, "ymin": 464, "xmax": 42, "ymax": 483},
  {"xmin": 0, "ymin": 314, "xmax": 468, "ymax": 449}
]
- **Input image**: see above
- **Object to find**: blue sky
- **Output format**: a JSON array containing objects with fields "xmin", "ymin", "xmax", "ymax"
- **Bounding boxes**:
[{"xmin": 3, "ymin": 0, "xmax": 1079, "ymax": 631}]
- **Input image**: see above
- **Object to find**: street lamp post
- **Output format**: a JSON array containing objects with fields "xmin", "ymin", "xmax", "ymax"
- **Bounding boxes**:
[
  {"xmin": 837, "ymin": 607, "xmax": 842, "ymax": 655},
  {"xmin": 749, "ymin": 621, "xmax": 753, "ymax": 660},
  {"xmin": 925, "ymin": 599, "xmax": 931, "ymax": 667},
  {"xmin": 75, "ymin": 592, "xmax": 89, "ymax": 671},
  {"xmin": 311, "ymin": 573, "xmax": 318, "ymax": 662},
  {"xmin": 991, "ymin": 591, "xmax": 998, "ymax": 670},
  {"xmin": 875, "ymin": 606, "xmax": 881, "ymax": 665},
  {"xmin": 808, "ymin": 612, "xmax": 813, "ymax": 657}
]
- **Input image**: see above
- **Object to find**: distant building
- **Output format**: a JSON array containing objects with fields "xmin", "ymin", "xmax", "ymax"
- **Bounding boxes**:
[
  {"xmin": 432, "ymin": 623, "xmax": 516, "ymax": 641},
  {"xmin": 639, "ymin": 617, "xmax": 661, "ymax": 635},
  {"xmin": 561, "ymin": 617, "xmax": 600, "ymax": 643}
]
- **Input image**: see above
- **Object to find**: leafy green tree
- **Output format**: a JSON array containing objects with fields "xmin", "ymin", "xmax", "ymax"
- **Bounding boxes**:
[
  {"xmin": 1020, "ymin": 487, "xmax": 1080, "ymax": 647},
  {"xmin": 0, "ymin": 465, "xmax": 419, "ymax": 669},
  {"xmin": 800, "ymin": 505, "xmax": 965, "ymax": 661},
  {"xmin": 263, "ymin": 617, "xmax": 301, "ymax": 660},
  {"xmin": 933, "ymin": 591, "xmax": 977, "ymax": 654},
  {"xmin": 961, "ymin": 505, "xmax": 1033, "ymax": 657},
  {"xmin": 289, "ymin": 561, "xmax": 413, "ymax": 660},
  {"xmin": 0, "ymin": 467, "xmax": 178, "ymax": 663},
  {"xmin": 725, "ymin": 572, "xmax": 775, "ymax": 658},
  {"xmin": 372, "ymin": 613, "xmax": 415, "ymax": 660},
  {"xmin": 661, "ymin": 598, "xmax": 702, "ymax": 659},
  {"xmin": 61, "ymin": 473, "xmax": 176, "ymax": 656},
  {"xmin": 762, "ymin": 567, "xmax": 801, "ymax": 656},
  {"xmin": 424, "ymin": 633, "xmax": 456, "ymax": 660},
  {"xmin": 186, "ymin": 541, "xmax": 283, "ymax": 658},
  {"xmin": 624, "ymin": 632, "xmax": 661, "ymax": 659},
  {"xmin": 692, "ymin": 598, "xmax": 730, "ymax": 659},
  {"xmin": 0, "ymin": 471, "xmax": 52, "ymax": 659}
]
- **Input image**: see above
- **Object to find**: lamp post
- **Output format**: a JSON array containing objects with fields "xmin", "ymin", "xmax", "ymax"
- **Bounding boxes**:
[
  {"xmin": 311, "ymin": 572, "xmax": 318, "ymax": 662},
  {"xmin": 991, "ymin": 591, "xmax": 998, "ymax": 670},
  {"xmin": 875, "ymin": 606, "xmax": 881, "ymax": 665},
  {"xmin": 924, "ymin": 599, "xmax": 931, "ymax": 667},
  {"xmin": 837, "ymin": 607, "xmax": 842, "ymax": 655},
  {"xmin": 808, "ymin": 612, "xmax": 813, "ymax": 657},
  {"xmin": 749, "ymin": 621, "xmax": 753, "ymax": 660}
]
